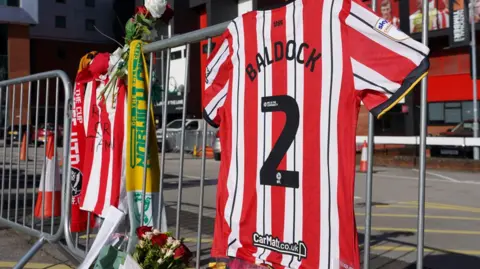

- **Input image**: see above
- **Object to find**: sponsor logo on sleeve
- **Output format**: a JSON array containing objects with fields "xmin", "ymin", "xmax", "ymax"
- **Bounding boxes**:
[{"xmin": 374, "ymin": 18, "xmax": 409, "ymax": 41}]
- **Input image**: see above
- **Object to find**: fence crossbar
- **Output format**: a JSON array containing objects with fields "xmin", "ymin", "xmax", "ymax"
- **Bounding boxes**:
[{"xmin": 355, "ymin": 136, "xmax": 480, "ymax": 146}]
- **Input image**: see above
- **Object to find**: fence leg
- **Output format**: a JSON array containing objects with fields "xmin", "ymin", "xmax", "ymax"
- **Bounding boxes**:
[
  {"xmin": 416, "ymin": 0, "xmax": 430, "ymax": 268},
  {"xmin": 363, "ymin": 113, "xmax": 375, "ymax": 269},
  {"xmin": 13, "ymin": 237, "xmax": 47, "ymax": 269},
  {"xmin": 195, "ymin": 38, "xmax": 212, "ymax": 269},
  {"xmin": 363, "ymin": 0, "xmax": 377, "ymax": 266}
]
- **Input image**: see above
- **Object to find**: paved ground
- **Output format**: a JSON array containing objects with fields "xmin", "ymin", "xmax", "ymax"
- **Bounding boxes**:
[{"xmin": 0, "ymin": 152, "xmax": 478, "ymax": 268}]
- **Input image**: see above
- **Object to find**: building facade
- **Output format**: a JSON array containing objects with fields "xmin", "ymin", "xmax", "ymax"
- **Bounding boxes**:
[
  {"xmin": 29, "ymin": 0, "xmax": 133, "ymax": 81},
  {"xmin": 0, "ymin": 0, "xmax": 135, "ymax": 127},
  {"xmin": 27, "ymin": 0, "xmax": 135, "ymax": 126},
  {"xmin": 0, "ymin": 0, "xmax": 39, "ymax": 126}
]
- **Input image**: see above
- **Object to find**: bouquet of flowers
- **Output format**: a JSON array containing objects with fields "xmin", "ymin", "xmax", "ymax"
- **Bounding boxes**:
[
  {"xmin": 99, "ymin": 0, "xmax": 173, "ymax": 101},
  {"xmin": 132, "ymin": 226, "xmax": 192, "ymax": 269}
]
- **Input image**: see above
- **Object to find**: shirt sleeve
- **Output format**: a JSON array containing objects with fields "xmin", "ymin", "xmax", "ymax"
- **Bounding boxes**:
[
  {"xmin": 202, "ymin": 30, "xmax": 232, "ymax": 128},
  {"xmin": 347, "ymin": 0, "xmax": 430, "ymax": 119}
]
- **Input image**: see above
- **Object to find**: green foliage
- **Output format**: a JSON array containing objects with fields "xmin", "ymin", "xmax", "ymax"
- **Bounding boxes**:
[{"xmin": 125, "ymin": 13, "xmax": 156, "ymax": 45}]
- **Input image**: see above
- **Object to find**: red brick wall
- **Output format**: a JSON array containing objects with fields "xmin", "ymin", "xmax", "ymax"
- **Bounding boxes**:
[
  {"xmin": 7, "ymin": 24, "xmax": 30, "ymax": 125},
  {"xmin": 357, "ymin": 105, "xmax": 369, "ymax": 136}
]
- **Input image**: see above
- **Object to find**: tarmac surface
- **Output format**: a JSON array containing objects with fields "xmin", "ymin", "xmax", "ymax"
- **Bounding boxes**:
[{"xmin": 0, "ymin": 151, "xmax": 478, "ymax": 268}]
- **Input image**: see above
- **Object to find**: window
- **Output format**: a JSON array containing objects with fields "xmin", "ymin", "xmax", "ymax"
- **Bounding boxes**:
[
  {"xmin": 186, "ymin": 121, "xmax": 199, "ymax": 130},
  {"xmin": 170, "ymin": 51, "xmax": 182, "ymax": 60},
  {"xmin": 55, "ymin": 16, "xmax": 66, "ymax": 28},
  {"xmin": 444, "ymin": 102, "xmax": 461, "ymax": 124},
  {"xmin": 0, "ymin": 0, "xmax": 20, "ymax": 6},
  {"xmin": 56, "ymin": 0, "xmax": 65, "ymax": 3},
  {"xmin": 85, "ymin": 19, "xmax": 95, "ymax": 31},
  {"xmin": 166, "ymin": 120, "xmax": 183, "ymax": 129},
  {"xmin": 85, "ymin": 0, "xmax": 95, "ymax": 7},
  {"xmin": 462, "ymin": 101, "xmax": 476, "ymax": 121},
  {"xmin": 428, "ymin": 102, "xmax": 444, "ymax": 122},
  {"xmin": 428, "ymin": 101, "xmax": 480, "ymax": 125}
]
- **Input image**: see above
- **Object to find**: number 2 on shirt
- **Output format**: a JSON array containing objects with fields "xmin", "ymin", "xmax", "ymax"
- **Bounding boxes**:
[{"xmin": 260, "ymin": 95, "xmax": 299, "ymax": 188}]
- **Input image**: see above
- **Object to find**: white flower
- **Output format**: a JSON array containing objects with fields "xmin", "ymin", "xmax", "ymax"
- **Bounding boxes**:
[
  {"xmin": 171, "ymin": 240, "xmax": 180, "ymax": 248},
  {"xmin": 108, "ymin": 48, "xmax": 122, "ymax": 73},
  {"xmin": 167, "ymin": 237, "xmax": 174, "ymax": 245},
  {"xmin": 153, "ymin": 229, "xmax": 161, "ymax": 235},
  {"xmin": 165, "ymin": 249, "xmax": 174, "ymax": 257},
  {"xmin": 157, "ymin": 258, "xmax": 164, "ymax": 265},
  {"xmin": 145, "ymin": 0, "xmax": 167, "ymax": 19},
  {"xmin": 138, "ymin": 240, "xmax": 145, "ymax": 248},
  {"xmin": 143, "ymin": 231, "xmax": 153, "ymax": 240}
]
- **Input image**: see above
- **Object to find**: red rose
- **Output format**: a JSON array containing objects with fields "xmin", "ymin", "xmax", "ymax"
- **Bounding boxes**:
[
  {"xmin": 174, "ymin": 244, "xmax": 192, "ymax": 263},
  {"xmin": 151, "ymin": 234, "xmax": 168, "ymax": 247},
  {"xmin": 135, "ymin": 6, "xmax": 149, "ymax": 16},
  {"xmin": 136, "ymin": 226, "xmax": 152, "ymax": 240}
]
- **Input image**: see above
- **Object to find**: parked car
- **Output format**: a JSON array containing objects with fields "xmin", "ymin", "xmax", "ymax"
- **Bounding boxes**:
[
  {"xmin": 0, "ymin": 125, "xmax": 32, "ymax": 145},
  {"xmin": 213, "ymin": 131, "xmax": 221, "ymax": 161},
  {"xmin": 31, "ymin": 123, "xmax": 64, "ymax": 146},
  {"xmin": 156, "ymin": 119, "xmax": 217, "ymax": 152},
  {"xmin": 430, "ymin": 120, "xmax": 478, "ymax": 159}
]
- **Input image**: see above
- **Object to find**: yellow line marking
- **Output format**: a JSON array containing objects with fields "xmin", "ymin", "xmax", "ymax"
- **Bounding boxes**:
[
  {"xmin": 402, "ymin": 201, "xmax": 480, "ymax": 211},
  {"xmin": 368, "ymin": 246, "xmax": 480, "ymax": 256},
  {"xmin": 355, "ymin": 213, "xmax": 480, "ymax": 221},
  {"xmin": 374, "ymin": 204, "xmax": 480, "ymax": 213},
  {"xmin": 0, "ymin": 262, "xmax": 72, "ymax": 268},
  {"xmin": 357, "ymin": 226, "xmax": 480, "ymax": 235},
  {"xmin": 79, "ymin": 234, "xmax": 96, "ymax": 239}
]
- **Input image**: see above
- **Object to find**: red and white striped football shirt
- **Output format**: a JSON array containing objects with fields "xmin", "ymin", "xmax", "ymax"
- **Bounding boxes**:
[{"xmin": 203, "ymin": 0, "xmax": 429, "ymax": 268}]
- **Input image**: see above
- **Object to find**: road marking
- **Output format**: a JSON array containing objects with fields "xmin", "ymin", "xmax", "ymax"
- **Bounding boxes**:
[
  {"xmin": 184, "ymin": 238, "xmax": 213, "ymax": 243},
  {"xmin": 402, "ymin": 201, "xmax": 480, "ymax": 211},
  {"xmin": 0, "ymin": 262, "xmax": 72, "ymax": 268},
  {"xmin": 374, "ymin": 204, "xmax": 480, "ymax": 213},
  {"xmin": 412, "ymin": 168, "xmax": 459, "ymax": 183},
  {"xmin": 376, "ymin": 174, "xmax": 480, "ymax": 185},
  {"xmin": 368, "ymin": 246, "xmax": 480, "ymax": 256},
  {"xmin": 355, "ymin": 212, "xmax": 480, "ymax": 221},
  {"xmin": 357, "ymin": 226, "xmax": 480, "ymax": 235}
]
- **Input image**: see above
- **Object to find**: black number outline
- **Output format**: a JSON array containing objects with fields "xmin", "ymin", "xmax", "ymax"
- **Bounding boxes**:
[{"xmin": 260, "ymin": 95, "xmax": 300, "ymax": 188}]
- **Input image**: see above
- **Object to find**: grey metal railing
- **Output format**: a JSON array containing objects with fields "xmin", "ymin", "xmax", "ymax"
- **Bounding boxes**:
[{"xmin": 0, "ymin": 70, "xmax": 72, "ymax": 269}]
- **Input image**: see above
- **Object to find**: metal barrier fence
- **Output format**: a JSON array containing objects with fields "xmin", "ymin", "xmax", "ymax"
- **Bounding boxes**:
[
  {"xmin": 0, "ymin": 70, "xmax": 72, "ymax": 269},
  {"xmin": 4, "ymin": 2, "xmax": 478, "ymax": 269}
]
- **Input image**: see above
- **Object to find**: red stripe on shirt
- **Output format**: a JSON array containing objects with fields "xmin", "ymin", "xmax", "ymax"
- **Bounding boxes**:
[
  {"xmin": 338, "ymin": 1, "xmax": 361, "ymax": 268},
  {"xmin": 348, "ymin": 26, "xmax": 418, "ymax": 84},
  {"xmin": 238, "ymin": 12, "xmax": 259, "ymax": 263},
  {"xmin": 211, "ymin": 30, "xmax": 234, "ymax": 258},
  {"xmin": 94, "ymin": 97, "xmax": 111, "ymax": 215},
  {"xmin": 80, "ymin": 80, "xmax": 100, "ymax": 208},
  {"xmin": 300, "ymin": 1, "xmax": 322, "ymax": 267}
]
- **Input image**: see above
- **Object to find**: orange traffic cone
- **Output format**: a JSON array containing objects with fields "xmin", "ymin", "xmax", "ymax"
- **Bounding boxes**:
[
  {"xmin": 205, "ymin": 146, "xmax": 214, "ymax": 159},
  {"xmin": 20, "ymin": 134, "xmax": 27, "ymax": 161},
  {"xmin": 359, "ymin": 140, "xmax": 368, "ymax": 173},
  {"xmin": 35, "ymin": 135, "xmax": 61, "ymax": 218}
]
